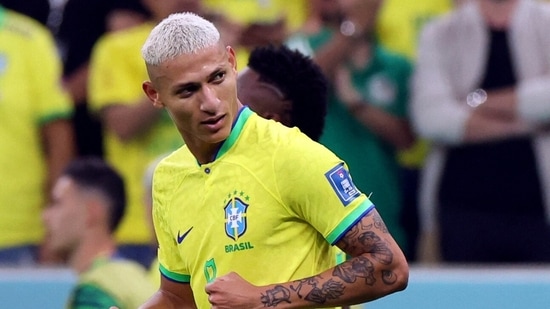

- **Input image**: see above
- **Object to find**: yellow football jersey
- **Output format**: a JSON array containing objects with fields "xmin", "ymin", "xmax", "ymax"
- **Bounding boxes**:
[{"xmin": 153, "ymin": 108, "xmax": 374, "ymax": 308}]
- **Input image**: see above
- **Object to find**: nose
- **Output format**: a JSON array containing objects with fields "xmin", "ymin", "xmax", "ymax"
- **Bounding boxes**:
[{"xmin": 199, "ymin": 85, "xmax": 221, "ymax": 112}]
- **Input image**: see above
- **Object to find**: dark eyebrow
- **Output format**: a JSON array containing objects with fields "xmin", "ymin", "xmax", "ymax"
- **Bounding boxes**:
[
  {"xmin": 171, "ymin": 65, "xmax": 227, "ymax": 95},
  {"xmin": 172, "ymin": 82, "xmax": 200, "ymax": 96},
  {"xmin": 208, "ymin": 67, "xmax": 226, "ymax": 81}
]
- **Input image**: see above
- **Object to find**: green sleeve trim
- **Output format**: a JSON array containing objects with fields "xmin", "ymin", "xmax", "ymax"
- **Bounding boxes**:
[
  {"xmin": 159, "ymin": 263, "xmax": 191, "ymax": 283},
  {"xmin": 69, "ymin": 283, "xmax": 121, "ymax": 309},
  {"xmin": 38, "ymin": 110, "xmax": 73, "ymax": 126},
  {"xmin": 327, "ymin": 199, "xmax": 375, "ymax": 244}
]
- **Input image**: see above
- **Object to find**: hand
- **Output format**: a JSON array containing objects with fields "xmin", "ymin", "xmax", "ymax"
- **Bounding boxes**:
[
  {"xmin": 205, "ymin": 272, "xmax": 261, "ymax": 309},
  {"xmin": 334, "ymin": 65, "xmax": 362, "ymax": 111}
]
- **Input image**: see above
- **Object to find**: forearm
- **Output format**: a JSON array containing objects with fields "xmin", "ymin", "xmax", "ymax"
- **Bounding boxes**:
[
  {"xmin": 102, "ymin": 97, "xmax": 161, "ymax": 142},
  {"xmin": 463, "ymin": 108, "xmax": 529, "ymax": 143},
  {"xmin": 259, "ymin": 211, "xmax": 408, "ymax": 308},
  {"xmin": 475, "ymin": 88, "xmax": 517, "ymax": 121},
  {"xmin": 257, "ymin": 255, "xmax": 407, "ymax": 308},
  {"xmin": 63, "ymin": 63, "xmax": 90, "ymax": 104},
  {"xmin": 350, "ymin": 103, "xmax": 415, "ymax": 150},
  {"xmin": 42, "ymin": 120, "xmax": 76, "ymax": 192}
]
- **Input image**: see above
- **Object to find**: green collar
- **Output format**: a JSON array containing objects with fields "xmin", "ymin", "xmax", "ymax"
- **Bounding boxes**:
[{"xmin": 215, "ymin": 106, "xmax": 252, "ymax": 160}]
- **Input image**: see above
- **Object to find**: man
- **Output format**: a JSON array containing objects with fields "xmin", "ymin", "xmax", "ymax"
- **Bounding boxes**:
[
  {"xmin": 139, "ymin": 12, "xmax": 408, "ymax": 308},
  {"xmin": 412, "ymin": 0, "xmax": 550, "ymax": 262},
  {"xmin": 238, "ymin": 44, "xmax": 328, "ymax": 141},
  {"xmin": 87, "ymin": 0, "xmax": 205, "ymax": 267},
  {"xmin": 0, "ymin": 5, "xmax": 75, "ymax": 265},
  {"xmin": 43, "ymin": 158, "xmax": 156, "ymax": 308},
  {"xmin": 144, "ymin": 44, "xmax": 329, "ymax": 284}
]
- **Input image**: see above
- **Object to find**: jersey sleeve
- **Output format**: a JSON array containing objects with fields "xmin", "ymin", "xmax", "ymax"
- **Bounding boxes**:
[{"xmin": 274, "ymin": 131, "xmax": 375, "ymax": 244}]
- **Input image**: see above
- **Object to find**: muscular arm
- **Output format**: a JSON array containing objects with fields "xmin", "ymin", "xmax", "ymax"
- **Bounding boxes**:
[
  {"xmin": 139, "ymin": 277, "xmax": 197, "ymax": 309},
  {"xmin": 349, "ymin": 104, "xmax": 415, "ymax": 150},
  {"xmin": 100, "ymin": 97, "xmax": 162, "ymax": 142},
  {"xmin": 335, "ymin": 66, "xmax": 415, "ymax": 150},
  {"xmin": 205, "ymin": 209, "xmax": 409, "ymax": 308}
]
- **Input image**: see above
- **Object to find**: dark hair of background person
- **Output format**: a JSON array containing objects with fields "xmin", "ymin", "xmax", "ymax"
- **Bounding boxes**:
[
  {"xmin": 62, "ymin": 157, "xmax": 126, "ymax": 232},
  {"xmin": 0, "ymin": 0, "xmax": 50, "ymax": 25},
  {"xmin": 247, "ymin": 45, "xmax": 328, "ymax": 141}
]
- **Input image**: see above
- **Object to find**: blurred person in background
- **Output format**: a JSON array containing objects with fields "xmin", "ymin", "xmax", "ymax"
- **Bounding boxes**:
[
  {"xmin": 56, "ymin": 0, "xmax": 151, "ymax": 160},
  {"xmin": 43, "ymin": 157, "xmax": 155, "ymax": 308},
  {"xmin": 87, "ymin": 0, "xmax": 236, "ymax": 268},
  {"xmin": 203, "ymin": 0, "xmax": 308, "ymax": 69},
  {"xmin": 374, "ymin": 0, "xmax": 455, "ymax": 263},
  {"xmin": 412, "ymin": 0, "xmax": 550, "ymax": 263},
  {"xmin": 0, "ymin": 4, "xmax": 75, "ymax": 266},
  {"xmin": 286, "ymin": 0, "xmax": 416, "ymax": 258},
  {"xmin": 238, "ymin": 44, "xmax": 328, "ymax": 142}
]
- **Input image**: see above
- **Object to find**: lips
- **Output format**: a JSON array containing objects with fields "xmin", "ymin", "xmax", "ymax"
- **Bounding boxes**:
[{"xmin": 201, "ymin": 114, "xmax": 226, "ymax": 130}]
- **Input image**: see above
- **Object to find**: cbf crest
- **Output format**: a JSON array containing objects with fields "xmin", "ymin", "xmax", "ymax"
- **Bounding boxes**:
[{"xmin": 224, "ymin": 191, "xmax": 250, "ymax": 241}]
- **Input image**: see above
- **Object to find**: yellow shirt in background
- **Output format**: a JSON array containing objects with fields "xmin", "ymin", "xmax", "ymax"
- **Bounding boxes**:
[
  {"xmin": 376, "ymin": 0, "xmax": 454, "ymax": 167},
  {"xmin": 0, "ymin": 7, "xmax": 72, "ymax": 247}
]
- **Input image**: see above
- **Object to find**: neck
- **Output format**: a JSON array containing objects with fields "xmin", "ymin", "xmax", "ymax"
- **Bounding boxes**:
[
  {"xmin": 69, "ymin": 232, "xmax": 117, "ymax": 274},
  {"xmin": 479, "ymin": 0, "xmax": 518, "ymax": 29}
]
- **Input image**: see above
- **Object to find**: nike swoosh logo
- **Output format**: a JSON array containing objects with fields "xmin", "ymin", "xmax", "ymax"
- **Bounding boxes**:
[{"xmin": 177, "ymin": 227, "xmax": 193, "ymax": 244}]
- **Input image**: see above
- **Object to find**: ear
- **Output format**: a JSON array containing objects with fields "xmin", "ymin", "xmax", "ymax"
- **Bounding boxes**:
[
  {"xmin": 226, "ymin": 46, "xmax": 238, "ymax": 71},
  {"xmin": 143, "ymin": 81, "xmax": 164, "ymax": 108}
]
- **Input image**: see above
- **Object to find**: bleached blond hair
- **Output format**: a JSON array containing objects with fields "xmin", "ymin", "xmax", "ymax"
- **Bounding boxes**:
[{"xmin": 141, "ymin": 12, "xmax": 220, "ymax": 66}]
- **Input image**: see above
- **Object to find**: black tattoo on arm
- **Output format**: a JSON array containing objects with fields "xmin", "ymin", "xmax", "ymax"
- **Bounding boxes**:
[
  {"xmin": 261, "ymin": 276, "xmax": 346, "ymax": 307},
  {"xmin": 358, "ymin": 231, "xmax": 393, "ymax": 265},
  {"xmin": 261, "ymin": 285, "xmax": 291, "ymax": 307},
  {"xmin": 373, "ymin": 211, "xmax": 389, "ymax": 233},
  {"xmin": 333, "ymin": 256, "xmax": 376, "ymax": 285},
  {"xmin": 382, "ymin": 270, "xmax": 397, "ymax": 285}
]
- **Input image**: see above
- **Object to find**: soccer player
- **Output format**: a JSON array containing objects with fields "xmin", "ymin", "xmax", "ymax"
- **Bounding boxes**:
[
  {"xmin": 43, "ymin": 157, "xmax": 156, "ymax": 308},
  {"xmin": 139, "ymin": 12, "xmax": 408, "ymax": 308},
  {"xmin": 237, "ymin": 44, "xmax": 327, "ymax": 142}
]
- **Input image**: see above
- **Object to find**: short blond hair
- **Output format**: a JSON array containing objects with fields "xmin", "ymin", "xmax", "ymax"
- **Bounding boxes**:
[{"xmin": 141, "ymin": 12, "xmax": 220, "ymax": 66}]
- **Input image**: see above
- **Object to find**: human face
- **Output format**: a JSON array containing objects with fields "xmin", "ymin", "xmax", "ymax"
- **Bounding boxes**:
[
  {"xmin": 42, "ymin": 177, "xmax": 88, "ymax": 257},
  {"xmin": 237, "ymin": 67, "xmax": 292, "ymax": 126},
  {"xmin": 143, "ymin": 45, "xmax": 241, "ymax": 162}
]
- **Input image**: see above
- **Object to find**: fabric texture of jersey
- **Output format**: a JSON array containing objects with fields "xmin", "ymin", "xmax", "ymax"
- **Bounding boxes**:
[
  {"xmin": 153, "ymin": 107, "xmax": 374, "ymax": 308},
  {"xmin": 88, "ymin": 22, "xmax": 183, "ymax": 245},
  {"xmin": 0, "ymin": 7, "xmax": 72, "ymax": 248},
  {"xmin": 67, "ymin": 257, "xmax": 156, "ymax": 309}
]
